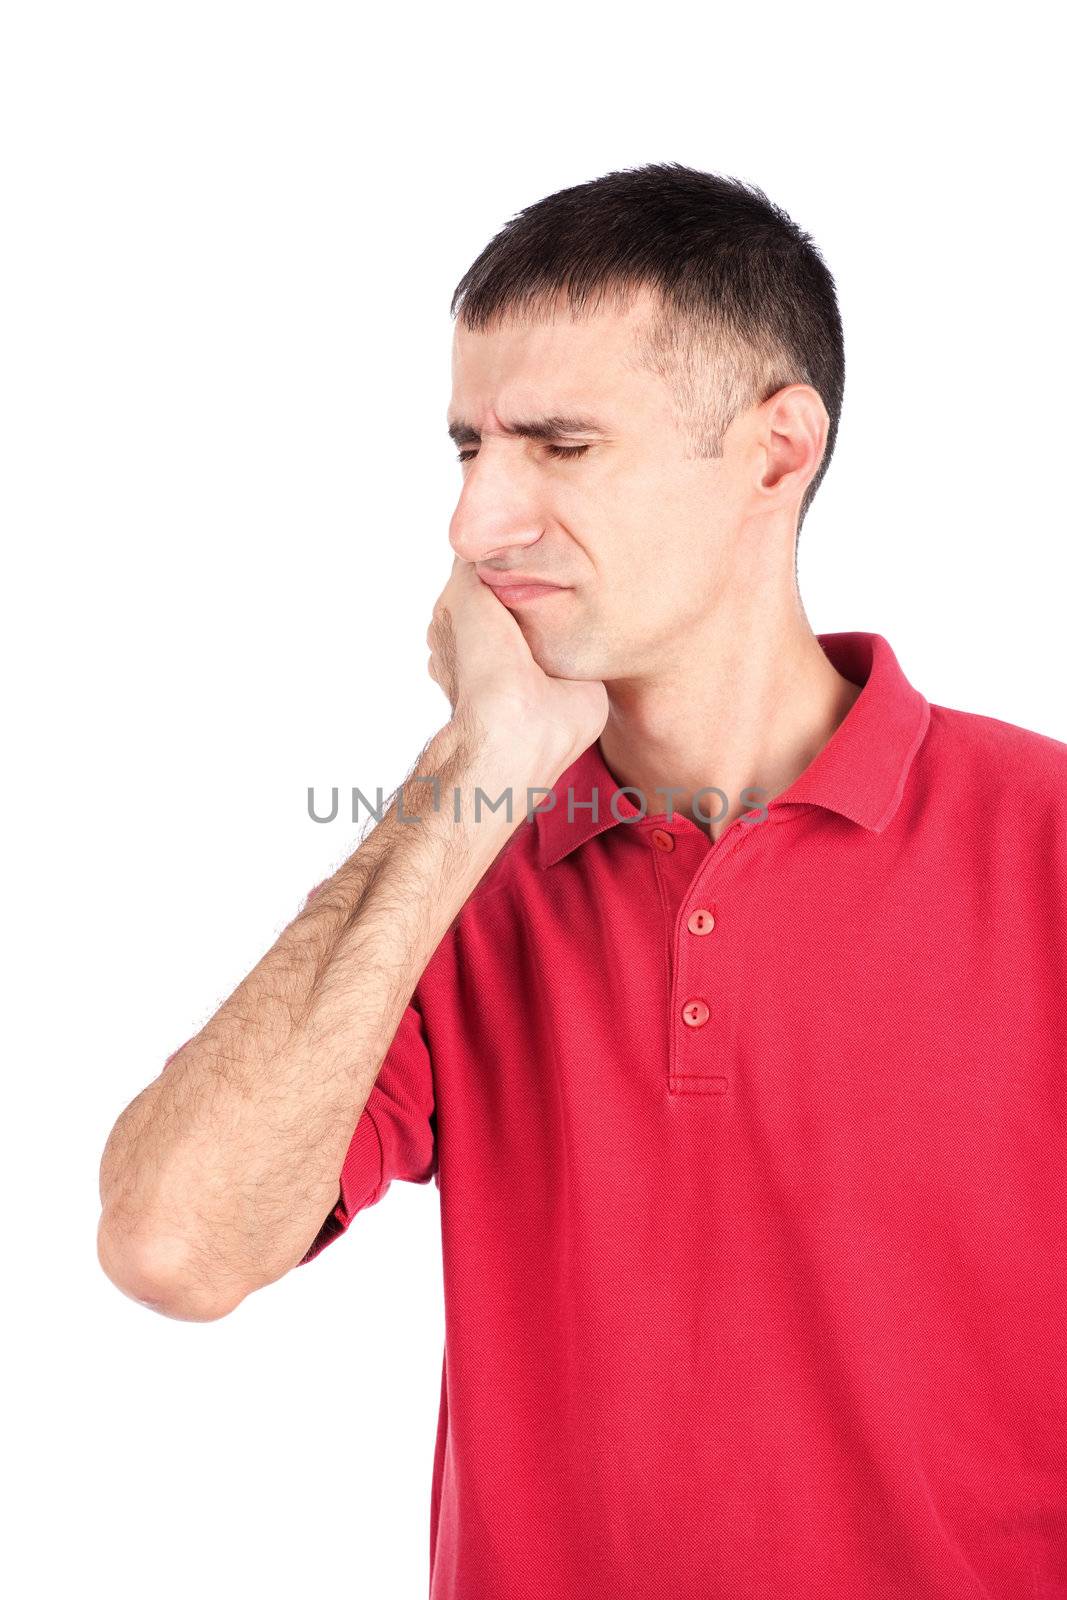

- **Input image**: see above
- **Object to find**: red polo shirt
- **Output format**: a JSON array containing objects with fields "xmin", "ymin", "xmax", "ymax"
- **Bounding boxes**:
[{"xmin": 295, "ymin": 630, "xmax": 1067, "ymax": 1598}]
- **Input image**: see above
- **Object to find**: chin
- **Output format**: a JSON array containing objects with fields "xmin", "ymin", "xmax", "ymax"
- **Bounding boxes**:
[{"xmin": 526, "ymin": 635, "xmax": 593, "ymax": 681}]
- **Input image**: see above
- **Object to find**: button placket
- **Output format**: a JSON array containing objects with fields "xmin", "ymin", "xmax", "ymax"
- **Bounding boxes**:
[
  {"xmin": 673, "ymin": 879, "xmax": 726, "ymax": 1092},
  {"xmin": 670, "ymin": 839, "xmax": 744, "ymax": 1098},
  {"xmin": 647, "ymin": 818, "xmax": 744, "ymax": 1097},
  {"xmin": 682, "ymin": 901, "xmax": 715, "ymax": 1026},
  {"xmin": 666, "ymin": 811, "xmax": 776, "ymax": 1096}
]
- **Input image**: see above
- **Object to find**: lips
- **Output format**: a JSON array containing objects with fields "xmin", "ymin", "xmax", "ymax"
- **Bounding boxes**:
[
  {"xmin": 478, "ymin": 574, "xmax": 569, "ymax": 608},
  {"xmin": 478, "ymin": 573, "xmax": 565, "ymax": 592}
]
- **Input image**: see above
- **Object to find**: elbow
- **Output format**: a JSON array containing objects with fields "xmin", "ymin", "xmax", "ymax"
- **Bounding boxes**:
[{"xmin": 96, "ymin": 1214, "xmax": 248, "ymax": 1323}]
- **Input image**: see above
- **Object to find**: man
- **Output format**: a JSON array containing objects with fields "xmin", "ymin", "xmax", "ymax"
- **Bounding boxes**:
[{"xmin": 98, "ymin": 163, "xmax": 1067, "ymax": 1598}]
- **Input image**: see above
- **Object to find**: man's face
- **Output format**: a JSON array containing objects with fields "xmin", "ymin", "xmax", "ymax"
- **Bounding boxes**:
[{"xmin": 447, "ymin": 286, "xmax": 753, "ymax": 683}]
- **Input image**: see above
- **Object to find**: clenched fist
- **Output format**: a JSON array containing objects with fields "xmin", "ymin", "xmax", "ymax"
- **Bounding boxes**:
[{"xmin": 427, "ymin": 556, "xmax": 609, "ymax": 778}]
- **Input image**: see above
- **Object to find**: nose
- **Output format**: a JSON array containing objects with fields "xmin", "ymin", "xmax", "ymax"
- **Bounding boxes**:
[
  {"xmin": 448, "ymin": 453, "xmax": 547, "ymax": 565},
  {"xmin": 448, "ymin": 517, "xmax": 546, "ymax": 566}
]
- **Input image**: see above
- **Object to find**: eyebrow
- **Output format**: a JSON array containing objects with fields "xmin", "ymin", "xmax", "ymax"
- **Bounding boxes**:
[{"xmin": 446, "ymin": 413, "xmax": 607, "ymax": 447}]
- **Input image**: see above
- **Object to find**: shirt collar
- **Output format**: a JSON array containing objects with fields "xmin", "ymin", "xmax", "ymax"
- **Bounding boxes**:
[{"xmin": 534, "ymin": 631, "xmax": 931, "ymax": 870}]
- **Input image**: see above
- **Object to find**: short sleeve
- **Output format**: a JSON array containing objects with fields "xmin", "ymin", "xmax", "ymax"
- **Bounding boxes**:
[{"xmin": 297, "ymin": 996, "xmax": 437, "ymax": 1265}]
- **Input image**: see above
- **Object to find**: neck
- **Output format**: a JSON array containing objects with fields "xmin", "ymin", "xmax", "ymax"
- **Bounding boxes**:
[{"xmin": 597, "ymin": 585, "xmax": 862, "ymax": 844}]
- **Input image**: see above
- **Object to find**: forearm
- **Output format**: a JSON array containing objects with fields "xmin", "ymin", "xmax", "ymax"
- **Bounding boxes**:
[{"xmin": 98, "ymin": 711, "xmax": 556, "ymax": 1317}]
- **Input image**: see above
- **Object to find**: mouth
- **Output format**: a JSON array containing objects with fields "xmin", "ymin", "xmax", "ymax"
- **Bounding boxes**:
[{"xmin": 478, "ymin": 576, "xmax": 569, "ymax": 607}]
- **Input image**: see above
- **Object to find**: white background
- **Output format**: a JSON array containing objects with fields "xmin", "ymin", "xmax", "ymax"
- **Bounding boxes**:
[{"xmin": 3, "ymin": 4, "xmax": 1063, "ymax": 1596}]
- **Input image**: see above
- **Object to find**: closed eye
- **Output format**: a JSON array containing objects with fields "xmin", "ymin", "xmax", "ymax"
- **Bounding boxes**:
[{"xmin": 456, "ymin": 443, "xmax": 591, "ymax": 464}]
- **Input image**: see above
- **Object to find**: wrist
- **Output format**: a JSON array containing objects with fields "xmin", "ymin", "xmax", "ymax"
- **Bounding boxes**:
[{"xmin": 451, "ymin": 696, "xmax": 576, "ymax": 789}]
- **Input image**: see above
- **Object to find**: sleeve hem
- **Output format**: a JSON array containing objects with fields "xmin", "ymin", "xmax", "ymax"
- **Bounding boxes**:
[{"xmin": 296, "ymin": 1105, "xmax": 384, "ymax": 1266}]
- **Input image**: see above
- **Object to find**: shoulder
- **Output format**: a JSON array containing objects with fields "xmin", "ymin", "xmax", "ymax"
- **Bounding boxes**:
[
  {"xmin": 927, "ymin": 701, "xmax": 1067, "ymax": 773},
  {"xmin": 921, "ymin": 701, "xmax": 1067, "ymax": 827}
]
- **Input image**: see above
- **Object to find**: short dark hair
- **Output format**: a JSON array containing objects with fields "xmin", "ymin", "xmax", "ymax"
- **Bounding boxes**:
[{"xmin": 450, "ymin": 162, "xmax": 845, "ymax": 538}]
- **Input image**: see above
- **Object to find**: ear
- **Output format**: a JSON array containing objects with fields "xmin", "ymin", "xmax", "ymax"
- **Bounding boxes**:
[{"xmin": 756, "ymin": 384, "xmax": 827, "ymax": 501}]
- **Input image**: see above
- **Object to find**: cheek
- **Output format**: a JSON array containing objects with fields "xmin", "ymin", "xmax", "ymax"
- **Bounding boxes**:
[{"xmin": 613, "ymin": 559, "xmax": 715, "ymax": 644}]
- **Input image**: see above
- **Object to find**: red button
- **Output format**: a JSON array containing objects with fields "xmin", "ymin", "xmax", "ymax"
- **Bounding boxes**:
[
  {"xmin": 682, "ymin": 999, "xmax": 710, "ymax": 1027},
  {"xmin": 687, "ymin": 908, "xmax": 715, "ymax": 935},
  {"xmin": 651, "ymin": 828, "xmax": 674, "ymax": 852}
]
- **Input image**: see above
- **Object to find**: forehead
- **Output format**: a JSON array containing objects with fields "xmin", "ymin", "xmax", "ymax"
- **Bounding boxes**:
[{"xmin": 449, "ymin": 286, "xmax": 662, "ymax": 421}]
